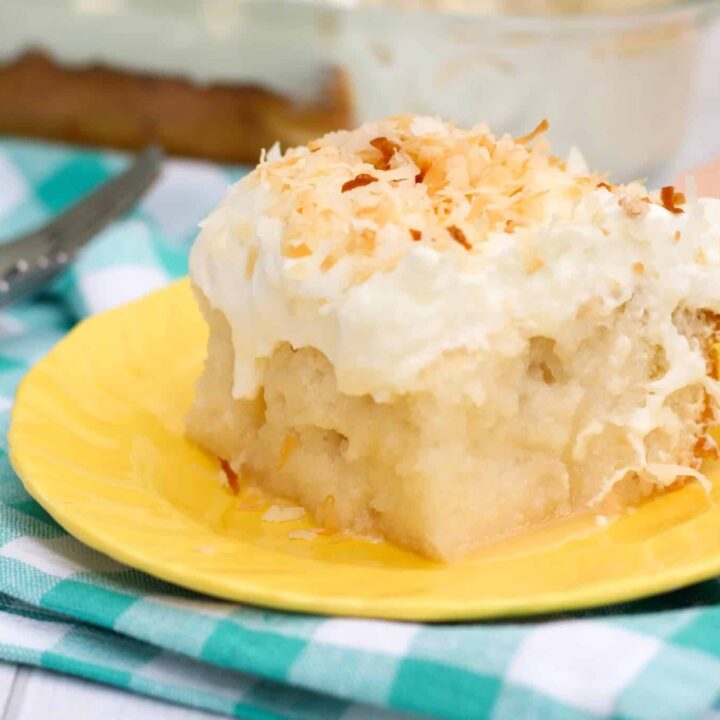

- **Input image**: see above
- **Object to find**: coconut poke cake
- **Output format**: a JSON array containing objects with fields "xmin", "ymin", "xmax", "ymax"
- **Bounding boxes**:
[
  {"xmin": 187, "ymin": 115, "xmax": 720, "ymax": 561},
  {"xmin": 0, "ymin": 1, "xmax": 350, "ymax": 162}
]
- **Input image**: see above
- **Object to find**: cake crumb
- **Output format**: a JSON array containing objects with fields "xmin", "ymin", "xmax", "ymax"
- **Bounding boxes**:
[
  {"xmin": 262, "ymin": 505, "xmax": 306, "ymax": 522},
  {"xmin": 237, "ymin": 486, "xmax": 267, "ymax": 511},
  {"xmin": 345, "ymin": 531, "xmax": 384, "ymax": 544},
  {"xmin": 288, "ymin": 529, "xmax": 323, "ymax": 541}
]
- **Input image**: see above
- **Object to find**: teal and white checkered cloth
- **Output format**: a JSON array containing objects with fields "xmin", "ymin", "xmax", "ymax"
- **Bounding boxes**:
[{"xmin": 3, "ymin": 139, "xmax": 720, "ymax": 720}]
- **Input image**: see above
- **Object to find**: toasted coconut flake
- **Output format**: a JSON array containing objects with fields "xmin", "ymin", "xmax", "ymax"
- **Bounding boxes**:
[
  {"xmin": 708, "ymin": 346, "xmax": 720, "ymax": 380},
  {"xmin": 410, "ymin": 116, "xmax": 449, "ymax": 136},
  {"xmin": 248, "ymin": 115, "xmax": 605, "ymax": 269},
  {"xmin": 369, "ymin": 136, "xmax": 400, "ymax": 169},
  {"xmin": 620, "ymin": 195, "xmax": 648, "ymax": 218},
  {"xmin": 349, "ymin": 229, "xmax": 377, "ymax": 255},
  {"xmin": 597, "ymin": 181, "xmax": 614, "ymax": 191},
  {"xmin": 284, "ymin": 243, "xmax": 312, "ymax": 259},
  {"xmin": 516, "ymin": 118, "xmax": 549, "ymax": 145},
  {"xmin": 220, "ymin": 459, "xmax": 240, "ymax": 495},
  {"xmin": 409, "ymin": 228, "xmax": 422, "ymax": 241},
  {"xmin": 674, "ymin": 230, "xmax": 682, "ymax": 242},
  {"xmin": 320, "ymin": 254, "xmax": 339, "ymax": 272},
  {"xmin": 525, "ymin": 255, "xmax": 545, "ymax": 274},
  {"xmin": 694, "ymin": 434, "xmax": 719, "ymax": 461},
  {"xmin": 316, "ymin": 494, "xmax": 339, "ymax": 534},
  {"xmin": 342, "ymin": 173, "xmax": 378, "ymax": 193},
  {"xmin": 245, "ymin": 245, "xmax": 258, "ymax": 278},
  {"xmin": 660, "ymin": 186, "xmax": 684, "ymax": 214},
  {"xmin": 633, "ymin": 262, "xmax": 645, "ymax": 275},
  {"xmin": 695, "ymin": 249, "xmax": 709, "ymax": 266},
  {"xmin": 262, "ymin": 505, "xmax": 306, "ymax": 522},
  {"xmin": 278, "ymin": 433, "xmax": 299, "ymax": 470},
  {"xmin": 448, "ymin": 225, "xmax": 471, "ymax": 250}
]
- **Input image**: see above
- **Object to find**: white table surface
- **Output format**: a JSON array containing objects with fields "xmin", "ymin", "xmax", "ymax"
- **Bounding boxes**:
[
  {"xmin": 1, "ymin": 18, "xmax": 719, "ymax": 720},
  {"xmin": 0, "ymin": 663, "xmax": 221, "ymax": 720}
]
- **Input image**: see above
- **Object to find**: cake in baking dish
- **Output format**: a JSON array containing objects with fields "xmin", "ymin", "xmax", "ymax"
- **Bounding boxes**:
[
  {"xmin": 187, "ymin": 115, "xmax": 720, "ymax": 560},
  {"xmin": 0, "ymin": 3, "xmax": 350, "ymax": 162}
]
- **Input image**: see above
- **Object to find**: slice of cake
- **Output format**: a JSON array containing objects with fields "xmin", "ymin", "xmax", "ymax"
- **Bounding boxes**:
[{"xmin": 187, "ymin": 115, "xmax": 720, "ymax": 561}]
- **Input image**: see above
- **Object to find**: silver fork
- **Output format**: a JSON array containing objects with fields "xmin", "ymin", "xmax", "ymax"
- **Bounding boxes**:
[{"xmin": 0, "ymin": 146, "xmax": 163, "ymax": 308}]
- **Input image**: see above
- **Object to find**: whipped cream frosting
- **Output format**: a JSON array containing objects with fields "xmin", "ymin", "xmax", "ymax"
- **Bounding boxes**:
[{"xmin": 190, "ymin": 116, "xmax": 720, "ymax": 415}]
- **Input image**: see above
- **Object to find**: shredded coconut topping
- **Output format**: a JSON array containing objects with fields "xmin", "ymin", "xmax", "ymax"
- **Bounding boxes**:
[
  {"xmin": 191, "ymin": 113, "xmax": 720, "ymax": 407},
  {"xmin": 231, "ymin": 115, "xmax": 609, "ymax": 282}
]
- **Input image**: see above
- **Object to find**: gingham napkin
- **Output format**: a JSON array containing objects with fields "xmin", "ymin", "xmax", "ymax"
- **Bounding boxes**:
[{"xmin": 2, "ymin": 139, "xmax": 720, "ymax": 720}]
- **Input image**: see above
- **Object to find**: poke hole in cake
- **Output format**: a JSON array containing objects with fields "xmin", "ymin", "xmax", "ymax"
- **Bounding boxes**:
[{"xmin": 187, "ymin": 114, "xmax": 720, "ymax": 561}]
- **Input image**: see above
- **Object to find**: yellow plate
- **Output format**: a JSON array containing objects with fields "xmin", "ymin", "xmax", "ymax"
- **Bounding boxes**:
[{"xmin": 10, "ymin": 279, "xmax": 720, "ymax": 620}]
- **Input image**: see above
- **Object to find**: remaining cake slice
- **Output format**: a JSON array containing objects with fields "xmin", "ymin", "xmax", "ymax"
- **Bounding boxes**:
[
  {"xmin": 188, "ymin": 115, "xmax": 720, "ymax": 561},
  {"xmin": 0, "ymin": 1, "xmax": 351, "ymax": 162}
]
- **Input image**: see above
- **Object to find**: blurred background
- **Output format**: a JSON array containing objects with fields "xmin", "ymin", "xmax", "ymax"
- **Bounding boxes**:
[{"xmin": 1, "ymin": 0, "xmax": 720, "ymax": 183}]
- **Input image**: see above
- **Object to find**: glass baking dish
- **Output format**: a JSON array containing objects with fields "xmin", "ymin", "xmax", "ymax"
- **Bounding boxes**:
[
  {"xmin": 0, "ymin": 0, "xmax": 718, "ymax": 179},
  {"xmin": 339, "ymin": 0, "xmax": 720, "ymax": 181}
]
